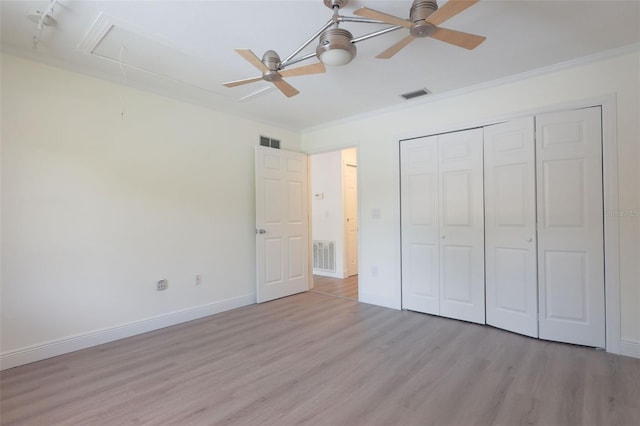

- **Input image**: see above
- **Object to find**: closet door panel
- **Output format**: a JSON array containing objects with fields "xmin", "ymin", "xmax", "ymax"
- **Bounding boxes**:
[
  {"xmin": 484, "ymin": 117, "xmax": 538, "ymax": 337},
  {"xmin": 438, "ymin": 129, "xmax": 485, "ymax": 324},
  {"xmin": 536, "ymin": 107, "xmax": 605, "ymax": 348},
  {"xmin": 401, "ymin": 137, "xmax": 440, "ymax": 314},
  {"xmin": 442, "ymin": 171, "xmax": 473, "ymax": 226},
  {"xmin": 442, "ymin": 245, "xmax": 473, "ymax": 303}
]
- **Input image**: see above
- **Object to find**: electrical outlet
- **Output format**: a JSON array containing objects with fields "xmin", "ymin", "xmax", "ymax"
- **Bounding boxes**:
[
  {"xmin": 195, "ymin": 274, "xmax": 202, "ymax": 286},
  {"xmin": 157, "ymin": 279, "xmax": 168, "ymax": 291}
]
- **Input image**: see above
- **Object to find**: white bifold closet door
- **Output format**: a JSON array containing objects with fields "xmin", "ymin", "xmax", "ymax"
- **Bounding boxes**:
[
  {"xmin": 439, "ymin": 130, "xmax": 485, "ymax": 323},
  {"xmin": 484, "ymin": 117, "xmax": 539, "ymax": 338},
  {"xmin": 401, "ymin": 129, "xmax": 485, "ymax": 324},
  {"xmin": 401, "ymin": 136, "xmax": 440, "ymax": 315},
  {"xmin": 536, "ymin": 107, "xmax": 605, "ymax": 348}
]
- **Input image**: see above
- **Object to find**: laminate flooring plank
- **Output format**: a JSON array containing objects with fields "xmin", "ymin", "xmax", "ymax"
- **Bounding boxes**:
[
  {"xmin": 2, "ymin": 291, "xmax": 639, "ymax": 426},
  {"xmin": 312, "ymin": 275, "xmax": 358, "ymax": 300}
]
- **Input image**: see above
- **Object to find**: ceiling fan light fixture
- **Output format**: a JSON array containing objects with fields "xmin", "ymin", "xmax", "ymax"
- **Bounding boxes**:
[{"xmin": 316, "ymin": 28, "xmax": 356, "ymax": 66}]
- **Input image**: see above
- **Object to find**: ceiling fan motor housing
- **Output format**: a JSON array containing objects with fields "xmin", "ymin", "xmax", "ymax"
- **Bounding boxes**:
[
  {"xmin": 262, "ymin": 50, "xmax": 282, "ymax": 81},
  {"xmin": 410, "ymin": 0, "xmax": 438, "ymax": 38},
  {"xmin": 323, "ymin": 0, "xmax": 348, "ymax": 9}
]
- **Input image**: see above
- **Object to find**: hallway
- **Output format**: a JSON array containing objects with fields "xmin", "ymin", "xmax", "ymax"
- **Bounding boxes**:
[{"xmin": 312, "ymin": 275, "xmax": 358, "ymax": 300}]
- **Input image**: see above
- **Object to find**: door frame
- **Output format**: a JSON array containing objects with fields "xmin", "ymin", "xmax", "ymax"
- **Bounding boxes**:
[
  {"xmin": 343, "ymin": 159, "xmax": 358, "ymax": 278},
  {"xmin": 307, "ymin": 146, "xmax": 360, "ymax": 299},
  {"xmin": 396, "ymin": 94, "xmax": 623, "ymax": 355}
]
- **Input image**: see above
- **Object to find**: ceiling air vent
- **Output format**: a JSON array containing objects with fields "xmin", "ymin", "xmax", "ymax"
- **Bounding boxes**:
[{"xmin": 401, "ymin": 88, "xmax": 431, "ymax": 100}]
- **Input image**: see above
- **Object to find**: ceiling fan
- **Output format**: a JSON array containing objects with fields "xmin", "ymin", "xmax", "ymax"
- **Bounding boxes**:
[
  {"xmin": 354, "ymin": 0, "xmax": 486, "ymax": 58},
  {"xmin": 223, "ymin": 1, "xmax": 485, "ymax": 98},
  {"xmin": 222, "ymin": 49, "xmax": 326, "ymax": 98}
]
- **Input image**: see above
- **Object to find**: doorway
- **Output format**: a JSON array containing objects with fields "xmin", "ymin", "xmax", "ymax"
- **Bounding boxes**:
[{"xmin": 310, "ymin": 148, "xmax": 359, "ymax": 300}]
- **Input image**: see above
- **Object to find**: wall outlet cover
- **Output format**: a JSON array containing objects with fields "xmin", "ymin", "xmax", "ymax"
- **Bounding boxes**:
[{"xmin": 156, "ymin": 279, "xmax": 168, "ymax": 291}]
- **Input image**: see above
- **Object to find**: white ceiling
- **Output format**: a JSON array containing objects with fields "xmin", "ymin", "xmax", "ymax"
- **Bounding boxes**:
[{"xmin": 2, "ymin": 0, "xmax": 639, "ymax": 130}]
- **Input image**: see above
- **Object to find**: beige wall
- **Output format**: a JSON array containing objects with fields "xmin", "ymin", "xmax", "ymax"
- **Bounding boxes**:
[
  {"xmin": 301, "ymin": 50, "xmax": 640, "ymax": 358},
  {"xmin": 0, "ymin": 54, "xmax": 301, "ymax": 366}
]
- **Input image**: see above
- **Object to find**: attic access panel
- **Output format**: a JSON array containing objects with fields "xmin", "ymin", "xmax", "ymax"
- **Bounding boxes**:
[{"xmin": 77, "ymin": 13, "xmax": 224, "ymax": 95}]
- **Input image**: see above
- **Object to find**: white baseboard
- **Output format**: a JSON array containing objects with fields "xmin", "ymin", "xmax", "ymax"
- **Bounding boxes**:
[
  {"xmin": 4, "ymin": 293, "xmax": 635, "ymax": 370},
  {"xmin": 312, "ymin": 270, "xmax": 345, "ymax": 279},
  {"xmin": 0, "ymin": 294, "xmax": 256, "ymax": 371},
  {"xmin": 359, "ymin": 291, "xmax": 400, "ymax": 310},
  {"xmin": 619, "ymin": 338, "xmax": 640, "ymax": 359}
]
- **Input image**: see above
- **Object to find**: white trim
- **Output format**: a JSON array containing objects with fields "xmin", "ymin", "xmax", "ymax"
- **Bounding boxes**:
[
  {"xmin": 307, "ymin": 144, "xmax": 362, "ymax": 302},
  {"xmin": 601, "ymin": 96, "xmax": 621, "ymax": 356},
  {"xmin": 359, "ymin": 291, "xmax": 399, "ymax": 310},
  {"xmin": 620, "ymin": 339, "xmax": 640, "ymax": 359},
  {"xmin": 76, "ymin": 12, "xmax": 112, "ymax": 53},
  {"xmin": 395, "ymin": 94, "xmax": 625, "ymax": 357},
  {"xmin": 312, "ymin": 270, "xmax": 344, "ymax": 279},
  {"xmin": 0, "ymin": 50, "xmax": 303, "ymax": 135},
  {"xmin": 0, "ymin": 294, "xmax": 256, "ymax": 371},
  {"xmin": 355, "ymin": 143, "xmax": 362, "ymax": 304},
  {"xmin": 304, "ymin": 44, "xmax": 640, "ymax": 134},
  {"xmin": 304, "ymin": 141, "xmax": 360, "ymax": 156}
]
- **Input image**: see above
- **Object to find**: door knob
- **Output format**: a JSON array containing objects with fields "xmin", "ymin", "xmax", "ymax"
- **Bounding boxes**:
[
  {"xmin": 441, "ymin": 235, "xmax": 446, "ymax": 239},
  {"xmin": 527, "ymin": 237, "xmax": 533, "ymax": 242},
  {"xmin": 256, "ymin": 229, "xmax": 266, "ymax": 234}
]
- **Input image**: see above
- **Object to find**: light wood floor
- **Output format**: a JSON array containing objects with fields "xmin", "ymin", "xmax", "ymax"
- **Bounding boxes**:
[
  {"xmin": 2, "ymin": 292, "xmax": 639, "ymax": 425},
  {"xmin": 312, "ymin": 274, "xmax": 358, "ymax": 300}
]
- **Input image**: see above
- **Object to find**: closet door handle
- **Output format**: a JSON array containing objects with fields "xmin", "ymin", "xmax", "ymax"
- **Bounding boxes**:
[
  {"xmin": 527, "ymin": 237, "xmax": 533, "ymax": 243},
  {"xmin": 441, "ymin": 235, "xmax": 446, "ymax": 239}
]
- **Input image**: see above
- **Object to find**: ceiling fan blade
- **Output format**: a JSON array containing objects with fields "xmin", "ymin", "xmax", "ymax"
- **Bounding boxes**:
[
  {"xmin": 279, "ymin": 62, "xmax": 326, "ymax": 78},
  {"xmin": 430, "ymin": 27, "xmax": 486, "ymax": 50},
  {"xmin": 376, "ymin": 35, "xmax": 416, "ymax": 59},
  {"xmin": 222, "ymin": 76, "xmax": 264, "ymax": 88},
  {"xmin": 426, "ymin": 0, "xmax": 480, "ymax": 27},
  {"xmin": 273, "ymin": 79, "xmax": 300, "ymax": 98},
  {"xmin": 234, "ymin": 48, "xmax": 269, "ymax": 73},
  {"xmin": 353, "ymin": 7, "xmax": 413, "ymax": 29}
]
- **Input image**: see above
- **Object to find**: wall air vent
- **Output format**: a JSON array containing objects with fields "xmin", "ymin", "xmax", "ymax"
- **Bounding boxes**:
[
  {"xmin": 401, "ymin": 88, "xmax": 431, "ymax": 100},
  {"xmin": 260, "ymin": 136, "xmax": 280, "ymax": 149},
  {"xmin": 313, "ymin": 241, "xmax": 336, "ymax": 272}
]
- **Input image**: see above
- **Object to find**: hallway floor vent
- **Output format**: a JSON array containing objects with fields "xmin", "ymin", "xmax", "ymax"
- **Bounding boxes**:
[{"xmin": 313, "ymin": 241, "xmax": 336, "ymax": 272}]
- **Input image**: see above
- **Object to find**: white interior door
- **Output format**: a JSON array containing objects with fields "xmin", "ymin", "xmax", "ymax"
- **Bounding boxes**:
[
  {"xmin": 401, "ymin": 136, "xmax": 440, "ymax": 315},
  {"xmin": 536, "ymin": 107, "xmax": 605, "ymax": 348},
  {"xmin": 344, "ymin": 163, "xmax": 358, "ymax": 277},
  {"xmin": 484, "ymin": 117, "xmax": 538, "ymax": 337},
  {"xmin": 255, "ymin": 146, "xmax": 309, "ymax": 303},
  {"xmin": 438, "ymin": 129, "xmax": 485, "ymax": 324}
]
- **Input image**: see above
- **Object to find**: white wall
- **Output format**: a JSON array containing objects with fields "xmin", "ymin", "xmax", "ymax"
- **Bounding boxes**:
[
  {"xmin": 2, "ymin": 49, "xmax": 638, "ymax": 366},
  {"xmin": 310, "ymin": 150, "xmax": 344, "ymax": 278},
  {"xmin": 301, "ymin": 50, "xmax": 640, "ymax": 358},
  {"xmin": 0, "ymin": 54, "xmax": 301, "ymax": 368}
]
